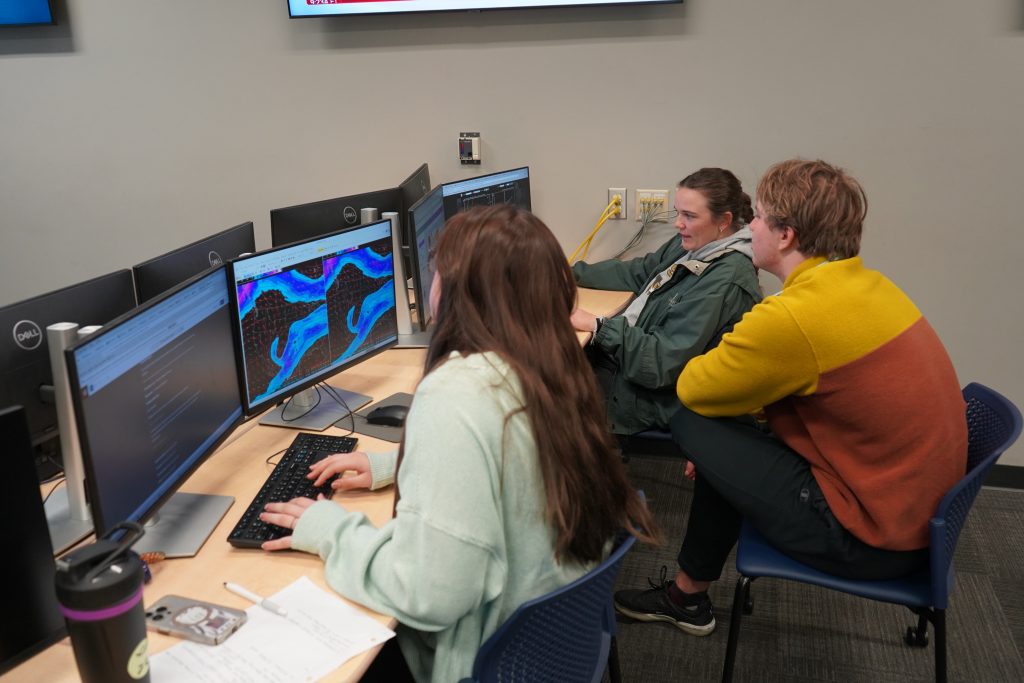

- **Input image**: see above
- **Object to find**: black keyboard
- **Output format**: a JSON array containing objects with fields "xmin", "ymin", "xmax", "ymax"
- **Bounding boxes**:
[{"xmin": 227, "ymin": 432, "xmax": 358, "ymax": 548}]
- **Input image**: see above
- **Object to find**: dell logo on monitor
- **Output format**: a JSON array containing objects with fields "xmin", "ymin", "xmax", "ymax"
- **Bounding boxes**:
[
  {"xmin": 343, "ymin": 206, "xmax": 358, "ymax": 225},
  {"xmin": 208, "ymin": 250, "xmax": 224, "ymax": 267},
  {"xmin": 13, "ymin": 320, "xmax": 42, "ymax": 350}
]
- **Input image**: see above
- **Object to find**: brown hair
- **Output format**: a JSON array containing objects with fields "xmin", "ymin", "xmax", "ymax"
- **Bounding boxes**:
[
  {"xmin": 756, "ymin": 159, "xmax": 867, "ymax": 259},
  {"xmin": 679, "ymin": 167, "xmax": 754, "ymax": 230},
  {"xmin": 419, "ymin": 204, "xmax": 657, "ymax": 563}
]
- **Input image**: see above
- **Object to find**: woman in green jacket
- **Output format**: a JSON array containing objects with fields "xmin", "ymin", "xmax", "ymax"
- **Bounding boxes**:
[
  {"xmin": 260, "ymin": 204, "xmax": 656, "ymax": 682},
  {"xmin": 571, "ymin": 168, "xmax": 762, "ymax": 435}
]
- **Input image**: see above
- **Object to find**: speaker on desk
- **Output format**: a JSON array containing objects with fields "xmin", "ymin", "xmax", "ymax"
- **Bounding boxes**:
[{"xmin": 0, "ymin": 405, "xmax": 67, "ymax": 674}]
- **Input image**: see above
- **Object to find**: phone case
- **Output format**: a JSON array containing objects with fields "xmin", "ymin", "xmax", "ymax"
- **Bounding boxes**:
[{"xmin": 144, "ymin": 594, "xmax": 248, "ymax": 645}]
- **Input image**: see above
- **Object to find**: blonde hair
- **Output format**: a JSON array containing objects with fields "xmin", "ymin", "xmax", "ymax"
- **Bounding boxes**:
[{"xmin": 757, "ymin": 159, "xmax": 867, "ymax": 259}]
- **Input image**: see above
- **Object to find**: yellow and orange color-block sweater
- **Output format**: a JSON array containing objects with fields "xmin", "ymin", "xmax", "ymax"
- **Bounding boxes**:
[{"xmin": 679, "ymin": 256, "xmax": 967, "ymax": 551}]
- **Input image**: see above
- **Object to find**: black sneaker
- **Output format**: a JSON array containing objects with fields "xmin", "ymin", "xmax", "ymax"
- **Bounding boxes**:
[{"xmin": 614, "ymin": 568, "xmax": 716, "ymax": 636}]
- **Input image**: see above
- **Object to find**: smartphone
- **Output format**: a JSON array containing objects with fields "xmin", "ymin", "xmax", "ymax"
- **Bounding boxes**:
[{"xmin": 144, "ymin": 594, "xmax": 247, "ymax": 645}]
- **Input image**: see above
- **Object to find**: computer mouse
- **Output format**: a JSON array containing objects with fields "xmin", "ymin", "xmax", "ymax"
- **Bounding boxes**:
[{"xmin": 365, "ymin": 404, "xmax": 410, "ymax": 428}]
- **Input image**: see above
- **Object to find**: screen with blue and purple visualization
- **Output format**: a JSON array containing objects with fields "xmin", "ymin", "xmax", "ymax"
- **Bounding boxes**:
[
  {"xmin": 231, "ymin": 219, "xmax": 398, "ymax": 413},
  {"xmin": 0, "ymin": 0, "xmax": 54, "ymax": 26},
  {"xmin": 289, "ymin": 0, "xmax": 680, "ymax": 18}
]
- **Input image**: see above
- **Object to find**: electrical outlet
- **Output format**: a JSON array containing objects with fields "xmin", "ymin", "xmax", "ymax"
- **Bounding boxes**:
[
  {"xmin": 607, "ymin": 188, "xmax": 627, "ymax": 221},
  {"xmin": 636, "ymin": 190, "xmax": 670, "ymax": 222}
]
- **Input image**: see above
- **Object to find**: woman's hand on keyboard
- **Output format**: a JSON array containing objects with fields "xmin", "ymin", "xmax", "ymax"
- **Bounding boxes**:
[
  {"xmin": 260, "ymin": 496, "xmax": 320, "ymax": 551},
  {"xmin": 308, "ymin": 452, "xmax": 372, "ymax": 491}
]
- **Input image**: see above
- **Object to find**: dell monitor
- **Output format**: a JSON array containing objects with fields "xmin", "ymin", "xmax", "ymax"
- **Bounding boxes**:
[
  {"xmin": 440, "ymin": 166, "xmax": 531, "ymax": 219},
  {"xmin": 398, "ymin": 163, "xmax": 431, "ymax": 237},
  {"xmin": 132, "ymin": 221, "xmax": 256, "ymax": 303},
  {"xmin": 0, "ymin": 270, "xmax": 136, "ymax": 482},
  {"xmin": 406, "ymin": 185, "xmax": 445, "ymax": 333},
  {"xmin": 66, "ymin": 266, "xmax": 243, "ymax": 557},
  {"xmin": 231, "ymin": 219, "xmax": 399, "ymax": 431},
  {"xmin": 0, "ymin": 406, "xmax": 66, "ymax": 674},
  {"xmin": 288, "ymin": 1, "xmax": 681, "ymax": 17},
  {"xmin": 0, "ymin": 0, "xmax": 55, "ymax": 26},
  {"xmin": 270, "ymin": 187, "xmax": 402, "ymax": 247}
]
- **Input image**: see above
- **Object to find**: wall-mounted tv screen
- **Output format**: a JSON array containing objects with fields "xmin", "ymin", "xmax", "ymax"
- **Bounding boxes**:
[
  {"xmin": 289, "ymin": 1, "xmax": 681, "ymax": 18},
  {"xmin": 0, "ymin": 0, "xmax": 55, "ymax": 26}
]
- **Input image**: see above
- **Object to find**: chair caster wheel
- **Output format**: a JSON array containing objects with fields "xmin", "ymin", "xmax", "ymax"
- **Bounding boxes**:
[{"xmin": 905, "ymin": 626, "xmax": 928, "ymax": 647}]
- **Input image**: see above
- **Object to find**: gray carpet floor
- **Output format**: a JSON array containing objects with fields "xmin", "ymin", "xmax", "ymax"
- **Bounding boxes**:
[{"xmin": 613, "ymin": 457, "xmax": 1024, "ymax": 682}]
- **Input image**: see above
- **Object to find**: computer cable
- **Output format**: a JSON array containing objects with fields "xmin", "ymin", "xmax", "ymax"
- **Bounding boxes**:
[
  {"xmin": 265, "ymin": 447, "xmax": 289, "ymax": 466},
  {"xmin": 36, "ymin": 451, "xmax": 65, "ymax": 483},
  {"xmin": 613, "ymin": 208, "xmax": 677, "ymax": 259},
  {"xmin": 318, "ymin": 383, "xmax": 357, "ymax": 437},
  {"xmin": 42, "ymin": 477, "xmax": 66, "ymax": 505},
  {"xmin": 568, "ymin": 196, "xmax": 622, "ymax": 264},
  {"xmin": 279, "ymin": 386, "xmax": 324, "ymax": 423}
]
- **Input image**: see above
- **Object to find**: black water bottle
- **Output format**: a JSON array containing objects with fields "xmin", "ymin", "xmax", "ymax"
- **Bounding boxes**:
[{"xmin": 54, "ymin": 522, "xmax": 150, "ymax": 683}]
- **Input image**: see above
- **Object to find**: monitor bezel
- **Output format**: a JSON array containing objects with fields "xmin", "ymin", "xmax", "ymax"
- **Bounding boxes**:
[
  {"xmin": 0, "ymin": 0, "xmax": 56, "ymax": 27},
  {"xmin": 287, "ymin": 0, "xmax": 682, "ymax": 19},
  {"xmin": 269, "ymin": 187, "xmax": 402, "ymax": 248},
  {"xmin": 405, "ymin": 185, "xmax": 445, "ymax": 332},
  {"xmin": 440, "ymin": 166, "xmax": 531, "ymax": 219},
  {"xmin": 0, "ymin": 269, "xmax": 136, "ymax": 478},
  {"xmin": 229, "ymin": 219, "xmax": 400, "ymax": 418},
  {"xmin": 132, "ymin": 221, "xmax": 256, "ymax": 304},
  {"xmin": 397, "ymin": 163, "xmax": 431, "ymax": 244},
  {"xmin": 0, "ymin": 406, "xmax": 66, "ymax": 675},
  {"xmin": 65, "ymin": 265, "xmax": 244, "ymax": 537}
]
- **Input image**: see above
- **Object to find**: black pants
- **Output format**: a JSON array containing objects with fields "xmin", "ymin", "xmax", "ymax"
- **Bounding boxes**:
[
  {"xmin": 361, "ymin": 636, "xmax": 416, "ymax": 682},
  {"xmin": 669, "ymin": 406, "xmax": 927, "ymax": 582}
]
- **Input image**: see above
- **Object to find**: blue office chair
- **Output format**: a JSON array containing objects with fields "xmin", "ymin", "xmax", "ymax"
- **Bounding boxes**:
[
  {"xmin": 721, "ymin": 382, "xmax": 1023, "ymax": 683},
  {"xmin": 619, "ymin": 428, "xmax": 683, "ymax": 461},
  {"xmin": 459, "ymin": 532, "xmax": 638, "ymax": 683}
]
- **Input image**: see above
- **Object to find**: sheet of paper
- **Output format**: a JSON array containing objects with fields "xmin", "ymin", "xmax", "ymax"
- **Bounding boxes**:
[{"xmin": 150, "ymin": 576, "xmax": 395, "ymax": 683}]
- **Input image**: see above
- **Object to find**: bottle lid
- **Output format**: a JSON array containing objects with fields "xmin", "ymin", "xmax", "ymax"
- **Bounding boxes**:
[{"xmin": 55, "ymin": 522, "xmax": 145, "ymax": 612}]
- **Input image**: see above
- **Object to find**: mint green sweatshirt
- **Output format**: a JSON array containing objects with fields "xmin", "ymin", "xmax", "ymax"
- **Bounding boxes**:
[{"xmin": 290, "ymin": 352, "xmax": 593, "ymax": 682}]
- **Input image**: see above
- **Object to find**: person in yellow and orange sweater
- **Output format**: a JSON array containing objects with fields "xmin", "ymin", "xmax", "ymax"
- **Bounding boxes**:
[{"xmin": 614, "ymin": 159, "xmax": 968, "ymax": 636}]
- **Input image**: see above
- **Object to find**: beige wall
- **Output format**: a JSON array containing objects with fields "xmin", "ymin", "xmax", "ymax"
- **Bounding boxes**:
[{"xmin": 2, "ymin": 0, "xmax": 1022, "ymax": 464}]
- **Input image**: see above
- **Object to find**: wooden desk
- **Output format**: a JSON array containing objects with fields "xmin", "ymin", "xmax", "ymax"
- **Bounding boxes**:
[
  {"xmin": 11, "ymin": 348, "xmax": 425, "ymax": 683},
  {"xmin": 575, "ymin": 287, "xmax": 632, "ymax": 344},
  {"xmin": 10, "ymin": 288, "xmax": 628, "ymax": 683}
]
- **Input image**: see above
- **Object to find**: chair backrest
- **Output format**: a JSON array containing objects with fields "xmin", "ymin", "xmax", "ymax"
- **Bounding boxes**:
[
  {"xmin": 928, "ymin": 383, "xmax": 1023, "ymax": 607},
  {"xmin": 468, "ymin": 532, "xmax": 637, "ymax": 683}
]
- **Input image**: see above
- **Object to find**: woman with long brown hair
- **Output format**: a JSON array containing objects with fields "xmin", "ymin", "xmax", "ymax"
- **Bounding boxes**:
[{"xmin": 260, "ymin": 204, "xmax": 655, "ymax": 682}]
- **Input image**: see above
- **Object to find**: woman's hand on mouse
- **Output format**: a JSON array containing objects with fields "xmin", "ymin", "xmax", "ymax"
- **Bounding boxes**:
[{"xmin": 308, "ymin": 451, "xmax": 373, "ymax": 490}]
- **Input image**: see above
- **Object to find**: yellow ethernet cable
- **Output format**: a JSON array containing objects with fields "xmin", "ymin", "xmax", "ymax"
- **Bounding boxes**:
[{"xmin": 568, "ymin": 196, "xmax": 620, "ymax": 264}]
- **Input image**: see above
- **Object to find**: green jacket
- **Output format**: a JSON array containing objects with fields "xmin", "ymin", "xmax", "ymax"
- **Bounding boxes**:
[{"xmin": 573, "ymin": 237, "xmax": 762, "ymax": 434}]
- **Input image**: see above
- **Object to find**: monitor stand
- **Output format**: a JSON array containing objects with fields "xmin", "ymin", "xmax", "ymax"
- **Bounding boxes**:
[
  {"xmin": 133, "ymin": 492, "xmax": 234, "ymax": 558},
  {"xmin": 45, "ymin": 489, "xmax": 93, "ymax": 556},
  {"xmin": 259, "ymin": 384, "xmax": 372, "ymax": 431},
  {"xmin": 394, "ymin": 329, "xmax": 432, "ymax": 349}
]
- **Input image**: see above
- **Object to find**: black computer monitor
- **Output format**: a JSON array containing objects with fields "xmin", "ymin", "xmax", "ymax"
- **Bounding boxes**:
[
  {"xmin": 0, "ymin": 406, "xmax": 66, "ymax": 675},
  {"xmin": 270, "ymin": 187, "xmax": 402, "ymax": 247},
  {"xmin": 66, "ymin": 266, "xmax": 243, "ymax": 557},
  {"xmin": 0, "ymin": 270, "xmax": 136, "ymax": 481},
  {"xmin": 231, "ymin": 219, "xmax": 399, "ymax": 430},
  {"xmin": 398, "ymin": 163, "xmax": 431, "ymax": 236},
  {"xmin": 406, "ymin": 185, "xmax": 445, "ymax": 332},
  {"xmin": 132, "ymin": 221, "xmax": 256, "ymax": 304},
  {"xmin": 440, "ymin": 166, "xmax": 531, "ymax": 219}
]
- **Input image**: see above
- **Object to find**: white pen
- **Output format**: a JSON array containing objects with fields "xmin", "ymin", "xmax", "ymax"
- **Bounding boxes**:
[{"xmin": 223, "ymin": 581, "xmax": 288, "ymax": 616}]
